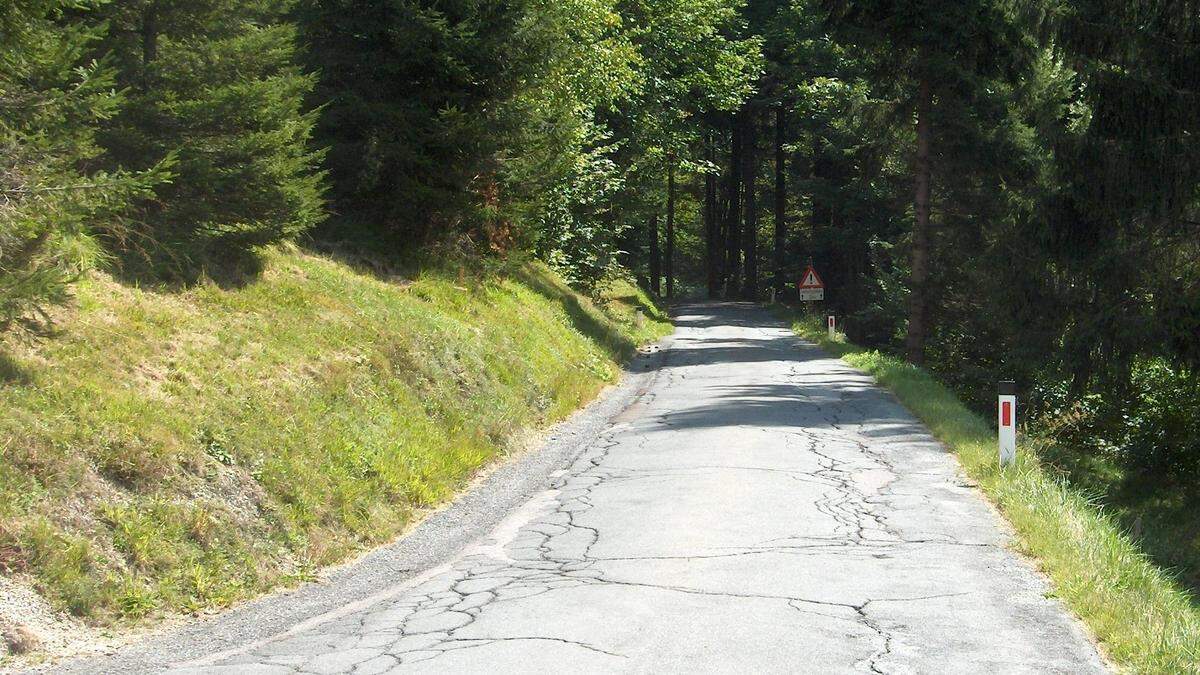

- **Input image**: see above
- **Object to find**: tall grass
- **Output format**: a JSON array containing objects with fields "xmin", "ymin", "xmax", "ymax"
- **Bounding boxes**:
[
  {"xmin": 790, "ymin": 313, "xmax": 1200, "ymax": 673},
  {"xmin": 0, "ymin": 246, "xmax": 669, "ymax": 628}
]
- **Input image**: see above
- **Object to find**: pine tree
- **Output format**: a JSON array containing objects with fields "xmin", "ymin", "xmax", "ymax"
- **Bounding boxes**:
[
  {"xmin": 297, "ymin": 0, "xmax": 515, "ymax": 243},
  {"xmin": 704, "ymin": 130, "xmax": 721, "ymax": 298},
  {"xmin": 772, "ymin": 103, "xmax": 787, "ymax": 296},
  {"xmin": 822, "ymin": 0, "xmax": 1036, "ymax": 363},
  {"xmin": 0, "ymin": 0, "xmax": 155, "ymax": 332},
  {"xmin": 740, "ymin": 107, "xmax": 759, "ymax": 298},
  {"xmin": 1045, "ymin": 0, "xmax": 1200, "ymax": 378},
  {"xmin": 98, "ymin": 0, "xmax": 325, "ymax": 277}
]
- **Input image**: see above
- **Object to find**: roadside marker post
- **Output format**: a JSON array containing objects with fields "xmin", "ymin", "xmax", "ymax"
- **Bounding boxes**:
[
  {"xmin": 827, "ymin": 315, "xmax": 836, "ymax": 340},
  {"xmin": 998, "ymin": 381, "xmax": 1016, "ymax": 467}
]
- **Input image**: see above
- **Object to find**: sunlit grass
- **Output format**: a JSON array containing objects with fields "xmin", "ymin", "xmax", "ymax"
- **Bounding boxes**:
[
  {"xmin": 789, "ymin": 313, "xmax": 1200, "ymax": 673},
  {"xmin": 0, "ymin": 246, "xmax": 669, "ymax": 630}
]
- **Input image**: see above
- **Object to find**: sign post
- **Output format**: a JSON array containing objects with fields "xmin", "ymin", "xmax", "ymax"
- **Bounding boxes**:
[
  {"xmin": 998, "ymin": 381, "xmax": 1016, "ymax": 467},
  {"xmin": 797, "ymin": 264, "xmax": 824, "ymax": 302},
  {"xmin": 827, "ymin": 315, "xmax": 836, "ymax": 340}
]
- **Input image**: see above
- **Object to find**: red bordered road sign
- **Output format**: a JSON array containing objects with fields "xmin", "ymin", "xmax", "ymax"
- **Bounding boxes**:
[{"xmin": 797, "ymin": 265, "xmax": 824, "ymax": 301}]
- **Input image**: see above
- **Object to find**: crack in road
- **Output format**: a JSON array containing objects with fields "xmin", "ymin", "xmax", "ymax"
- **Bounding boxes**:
[{"xmin": 135, "ymin": 303, "xmax": 1107, "ymax": 675}]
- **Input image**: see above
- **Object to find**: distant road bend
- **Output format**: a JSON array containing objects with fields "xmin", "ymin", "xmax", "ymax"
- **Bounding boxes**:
[{"xmin": 61, "ymin": 303, "xmax": 1106, "ymax": 674}]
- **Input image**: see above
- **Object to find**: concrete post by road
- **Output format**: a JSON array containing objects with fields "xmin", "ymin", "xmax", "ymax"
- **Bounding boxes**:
[{"xmin": 998, "ymin": 380, "xmax": 1016, "ymax": 467}]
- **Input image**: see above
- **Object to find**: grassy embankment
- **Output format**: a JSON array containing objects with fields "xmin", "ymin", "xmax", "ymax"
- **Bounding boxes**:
[
  {"xmin": 1037, "ymin": 400, "xmax": 1200, "ymax": 607},
  {"xmin": 0, "ymin": 246, "xmax": 669, "ymax": 634},
  {"xmin": 788, "ymin": 314, "xmax": 1200, "ymax": 673}
]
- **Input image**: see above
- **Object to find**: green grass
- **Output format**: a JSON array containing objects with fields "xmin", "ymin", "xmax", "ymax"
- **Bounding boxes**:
[
  {"xmin": 788, "ymin": 312, "xmax": 1200, "ymax": 673},
  {"xmin": 0, "ymin": 245, "xmax": 670, "ymax": 633},
  {"xmin": 1037, "ymin": 426, "xmax": 1200, "ymax": 605}
]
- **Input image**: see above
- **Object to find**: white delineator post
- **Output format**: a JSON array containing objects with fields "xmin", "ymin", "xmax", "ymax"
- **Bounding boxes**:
[
  {"xmin": 827, "ymin": 315, "xmax": 836, "ymax": 340},
  {"xmin": 998, "ymin": 380, "xmax": 1016, "ymax": 467}
]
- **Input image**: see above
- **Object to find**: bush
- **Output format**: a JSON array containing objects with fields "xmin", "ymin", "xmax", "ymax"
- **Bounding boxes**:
[{"xmin": 1031, "ymin": 360, "xmax": 1200, "ymax": 482}]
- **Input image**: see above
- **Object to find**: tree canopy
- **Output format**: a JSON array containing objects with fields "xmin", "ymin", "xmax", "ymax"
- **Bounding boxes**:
[{"xmin": 1, "ymin": 0, "xmax": 1198, "ymax": 500}]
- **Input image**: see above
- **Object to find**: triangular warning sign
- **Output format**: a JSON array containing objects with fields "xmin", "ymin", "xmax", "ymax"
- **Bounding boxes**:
[{"xmin": 798, "ymin": 265, "xmax": 824, "ymax": 289}]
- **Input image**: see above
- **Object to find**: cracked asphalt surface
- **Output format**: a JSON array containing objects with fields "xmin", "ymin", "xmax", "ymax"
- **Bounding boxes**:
[{"xmin": 57, "ymin": 303, "xmax": 1107, "ymax": 674}]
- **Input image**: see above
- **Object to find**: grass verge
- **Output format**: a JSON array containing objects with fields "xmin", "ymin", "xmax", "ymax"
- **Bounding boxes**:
[
  {"xmin": 787, "ymin": 312, "xmax": 1200, "ymax": 673},
  {"xmin": 0, "ymin": 245, "xmax": 669, "ymax": 641}
]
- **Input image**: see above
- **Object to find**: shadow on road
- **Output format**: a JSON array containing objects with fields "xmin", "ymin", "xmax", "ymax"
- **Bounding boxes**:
[{"xmin": 636, "ymin": 303, "xmax": 925, "ymax": 439}]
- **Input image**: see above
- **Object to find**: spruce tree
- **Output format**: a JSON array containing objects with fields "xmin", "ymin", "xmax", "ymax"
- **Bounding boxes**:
[
  {"xmin": 297, "ymin": 0, "xmax": 530, "ymax": 245},
  {"xmin": 822, "ymin": 0, "xmax": 1036, "ymax": 363},
  {"xmin": 1045, "ymin": 0, "xmax": 1200, "ymax": 378},
  {"xmin": 0, "ymin": 0, "xmax": 154, "ymax": 331},
  {"xmin": 97, "ymin": 0, "xmax": 325, "ymax": 277}
]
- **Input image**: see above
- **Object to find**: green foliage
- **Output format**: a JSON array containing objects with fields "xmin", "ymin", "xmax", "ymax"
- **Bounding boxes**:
[
  {"xmin": 97, "ymin": 0, "xmax": 326, "ymax": 277},
  {"xmin": 298, "ymin": 0, "xmax": 527, "ymax": 236},
  {"xmin": 1034, "ymin": 361, "xmax": 1200, "ymax": 481},
  {"xmin": 752, "ymin": 0, "xmax": 1200, "ymax": 513},
  {"xmin": 603, "ymin": 0, "xmax": 760, "ymax": 291},
  {"xmin": 4, "ymin": 0, "xmax": 762, "ymax": 313},
  {"xmin": 297, "ymin": 0, "xmax": 639, "ymax": 250},
  {"xmin": 297, "ymin": 0, "xmax": 758, "ymax": 293},
  {"xmin": 1025, "ymin": 0, "xmax": 1200, "ymax": 387},
  {"xmin": 537, "ymin": 124, "xmax": 628, "ymax": 294},
  {"xmin": 0, "ymin": 0, "xmax": 156, "ymax": 332}
]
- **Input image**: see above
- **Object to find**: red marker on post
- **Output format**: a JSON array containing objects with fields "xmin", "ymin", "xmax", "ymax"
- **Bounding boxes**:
[
  {"xmin": 827, "ymin": 315, "xmax": 836, "ymax": 340},
  {"xmin": 998, "ymin": 381, "xmax": 1016, "ymax": 467}
]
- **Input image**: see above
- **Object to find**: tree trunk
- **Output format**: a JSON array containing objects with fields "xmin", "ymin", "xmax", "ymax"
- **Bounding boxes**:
[
  {"xmin": 906, "ymin": 75, "xmax": 933, "ymax": 365},
  {"xmin": 705, "ymin": 132, "xmax": 720, "ymax": 299},
  {"xmin": 718, "ymin": 168, "xmax": 730, "ymax": 293},
  {"xmin": 142, "ymin": 7, "xmax": 158, "ymax": 64},
  {"xmin": 648, "ymin": 214, "xmax": 661, "ymax": 297},
  {"xmin": 811, "ymin": 136, "xmax": 832, "ymax": 231},
  {"xmin": 773, "ymin": 105, "xmax": 786, "ymax": 296},
  {"xmin": 742, "ymin": 109, "xmax": 758, "ymax": 299},
  {"xmin": 140, "ymin": 4, "xmax": 159, "ymax": 90},
  {"xmin": 666, "ymin": 160, "xmax": 676, "ymax": 299},
  {"xmin": 725, "ymin": 117, "xmax": 743, "ymax": 297}
]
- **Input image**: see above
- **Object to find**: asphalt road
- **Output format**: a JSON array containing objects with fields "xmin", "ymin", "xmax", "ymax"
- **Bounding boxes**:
[{"xmin": 59, "ymin": 303, "xmax": 1107, "ymax": 674}]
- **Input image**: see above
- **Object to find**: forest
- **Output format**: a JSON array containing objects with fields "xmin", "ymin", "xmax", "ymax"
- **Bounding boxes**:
[{"xmin": 2, "ymin": 0, "xmax": 1199, "ymax": 612}]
